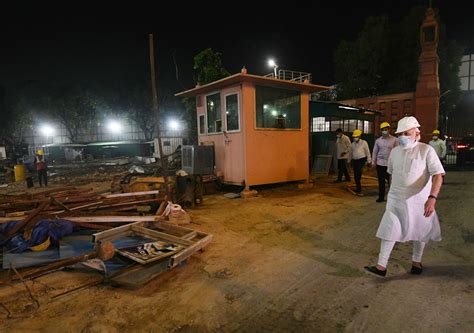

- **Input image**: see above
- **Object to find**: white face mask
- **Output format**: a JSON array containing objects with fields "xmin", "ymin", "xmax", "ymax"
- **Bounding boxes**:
[
  {"xmin": 336, "ymin": 134, "xmax": 341, "ymax": 139},
  {"xmin": 398, "ymin": 135, "xmax": 414, "ymax": 146},
  {"xmin": 432, "ymin": 136, "xmax": 438, "ymax": 140},
  {"xmin": 354, "ymin": 137, "xmax": 360, "ymax": 142},
  {"xmin": 381, "ymin": 130, "xmax": 389, "ymax": 136}
]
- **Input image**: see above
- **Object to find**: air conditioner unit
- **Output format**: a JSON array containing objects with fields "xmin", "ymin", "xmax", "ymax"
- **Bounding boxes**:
[{"xmin": 181, "ymin": 145, "xmax": 215, "ymax": 175}]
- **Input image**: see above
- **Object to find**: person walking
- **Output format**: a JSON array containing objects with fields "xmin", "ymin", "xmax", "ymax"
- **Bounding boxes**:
[
  {"xmin": 348, "ymin": 129, "xmax": 371, "ymax": 195},
  {"xmin": 364, "ymin": 116, "xmax": 445, "ymax": 277},
  {"xmin": 429, "ymin": 129, "xmax": 447, "ymax": 162},
  {"xmin": 334, "ymin": 128, "xmax": 351, "ymax": 183},
  {"xmin": 372, "ymin": 122, "xmax": 398, "ymax": 202}
]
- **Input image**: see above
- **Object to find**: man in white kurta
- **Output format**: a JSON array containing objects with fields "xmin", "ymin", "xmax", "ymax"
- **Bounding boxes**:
[{"xmin": 365, "ymin": 116, "xmax": 445, "ymax": 277}]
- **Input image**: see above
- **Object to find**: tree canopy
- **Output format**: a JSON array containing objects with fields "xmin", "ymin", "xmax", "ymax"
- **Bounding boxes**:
[{"xmin": 333, "ymin": 5, "xmax": 463, "ymax": 118}]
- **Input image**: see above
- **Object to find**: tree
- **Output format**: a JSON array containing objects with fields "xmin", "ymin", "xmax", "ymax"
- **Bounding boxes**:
[
  {"xmin": 106, "ymin": 78, "xmax": 156, "ymax": 141},
  {"xmin": 334, "ymin": 16, "xmax": 392, "ymax": 99},
  {"xmin": 43, "ymin": 84, "xmax": 98, "ymax": 143},
  {"xmin": 334, "ymin": 5, "xmax": 463, "ymax": 123},
  {"xmin": 179, "ymin": 48, "xmax": 230, "ymax": 144},
  {"xmin": 3, "ymin": 93, "xmax": 33, "ymax": 146},
  {"xmin": 193, "ymin": 48, "xmax": 230, "ymax": 85}
]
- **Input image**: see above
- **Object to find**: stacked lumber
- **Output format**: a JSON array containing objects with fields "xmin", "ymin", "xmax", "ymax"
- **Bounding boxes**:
[
  {"xmin": 0, "ymin": 186, "xmax": 212, "ymax": 302},
  {"xmin": 0, "ymin": 187, "xmax": 164, "ymax": 225}
]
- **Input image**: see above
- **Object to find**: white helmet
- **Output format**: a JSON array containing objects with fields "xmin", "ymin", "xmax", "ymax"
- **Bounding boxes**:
[{"xmin": 395, "ymin": 116, "xmax": 420, "ymax": 134}]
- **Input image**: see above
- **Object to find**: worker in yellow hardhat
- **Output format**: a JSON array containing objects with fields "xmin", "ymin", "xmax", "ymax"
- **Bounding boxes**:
[
  {"xmin": 429, "ymin": 129, "xmax": 446, "ymax": 162},
  {"xmin": 364, "ymin": 116, "xmax": 445, "ymax": 278},
  {"xmin": 372, "ymin": 122, "xmax": 398, "ymax": 202},
  {"xmin": 348, "ymin": 129, "xmax": 371, "ymax": 195},
  {"xmin": 35, "ymin": 148, "xmax": 48, "ymax": 187}
]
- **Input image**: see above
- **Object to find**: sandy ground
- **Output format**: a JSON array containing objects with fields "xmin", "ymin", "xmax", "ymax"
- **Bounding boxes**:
[{"xmin": 0, "ymin": 171, "xmax": 473, "ymax": 332}]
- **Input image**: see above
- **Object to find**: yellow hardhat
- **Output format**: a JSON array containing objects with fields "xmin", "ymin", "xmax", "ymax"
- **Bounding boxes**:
[
  {"xmin": 352, "ymin": 129, "xmax": 362, "ymax": 137},
  {"xmin": 30, "ymin": 237, "xmax": 51, "ymax": 252},
  {"xmin": 432, "ymin": 129, "xmax": 440, "ymax": 135},
  {"xmin": 380, "ymin": 122, "xmax": 390, "ymax": 129},
  {"xmin": 37, "ymin": 149, "xmax": 44, "ymax": 155}
]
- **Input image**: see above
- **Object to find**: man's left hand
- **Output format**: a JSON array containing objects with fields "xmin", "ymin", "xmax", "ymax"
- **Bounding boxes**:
[{"xmin": 424, "ymin": 198, "xmax": 436, "ymax": 217}]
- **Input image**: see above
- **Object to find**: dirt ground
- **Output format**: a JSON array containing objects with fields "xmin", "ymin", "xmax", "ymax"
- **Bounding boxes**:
[{"xmin": 1, "ymin": 171, "xmax": 473, "ymax": 332}]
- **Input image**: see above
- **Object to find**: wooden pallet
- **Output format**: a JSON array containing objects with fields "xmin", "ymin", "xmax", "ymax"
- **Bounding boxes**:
[{"xmin": 92, "ymin": 221, "xmax": 212, "ymax": 288}]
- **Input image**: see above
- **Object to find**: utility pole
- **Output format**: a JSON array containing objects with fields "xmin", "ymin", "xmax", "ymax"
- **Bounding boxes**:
[{"xmin": 148, "ymin": 33, "xmax": 170, "ymax": 196}]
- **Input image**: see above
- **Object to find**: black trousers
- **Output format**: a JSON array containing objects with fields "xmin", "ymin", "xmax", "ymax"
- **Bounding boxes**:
[
  {"xmin": 38, "ymin": 169, "xmax": 48, "ymax": 187},
  {"xmin": 337, "ymin": 159, "xmax": 350, "ymax": 181},
  {"xmin": 376, "ymin": 165, "xmax": 390, "ymax": 200},
  {"xmin": 352, "ymin": 158, "xmax": 367, "ymax": 193}
]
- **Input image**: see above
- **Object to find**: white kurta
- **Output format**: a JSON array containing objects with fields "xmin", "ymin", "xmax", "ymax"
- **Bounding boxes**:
[{"xmin": 376, "ymin": 141, "xmax": 445, "ymax": 242}]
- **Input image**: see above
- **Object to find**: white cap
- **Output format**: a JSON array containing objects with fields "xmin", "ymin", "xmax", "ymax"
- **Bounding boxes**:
[{"xmin": 395, "ymin": 116, "xmax": 421, "ymax": 134}]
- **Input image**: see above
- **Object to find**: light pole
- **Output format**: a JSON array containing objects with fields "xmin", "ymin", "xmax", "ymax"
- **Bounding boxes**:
[{"xmin": 268, "ymin": 59, "xmax": 278, "ymax": 78}]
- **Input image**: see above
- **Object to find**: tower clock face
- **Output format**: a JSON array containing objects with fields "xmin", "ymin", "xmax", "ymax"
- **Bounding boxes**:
[{"xmin": 423, "ymin": 26, "xmax": 435, "ymax": 43}]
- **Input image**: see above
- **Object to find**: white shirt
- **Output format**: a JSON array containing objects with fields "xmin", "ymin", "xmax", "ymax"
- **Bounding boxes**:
[
  {"xmin": 372, "ymin": 135, "xmax": 398, "ymax": 166},
  {"xmin": 429, "ymin": 139, "xmax": 447, "ymax": 159},
  {"xmin": 349, "ymin": 139, "xmax": 371, "ymax": 162},
  {"xmin": 336, "ymin": 134, "xmax": 351, "ymax": 160},
  {"xmin": 376, "ymin": 142, "xmax": 445, "ymax": 242}
]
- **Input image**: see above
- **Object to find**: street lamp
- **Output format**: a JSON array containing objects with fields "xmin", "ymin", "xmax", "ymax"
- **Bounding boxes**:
[
  {"xmin": 168, "ymin": 119, "xmax": 180, "ymax": 131},
  {"xmin": 268, "ymin": 59, "xmax": 278, "ymax": 78},
  {"xmin": 107, "ymin": 120, "xmax": 122, "ymax": 134},
  {"xmin": 39, "ymin": 124, "xmax": 55, "ymax": 137}
]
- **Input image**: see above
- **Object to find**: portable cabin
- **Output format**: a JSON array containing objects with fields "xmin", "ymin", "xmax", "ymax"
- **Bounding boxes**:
[{"xmin": 176, "ymin": 70, "xmax": 329, "ymax": 188}]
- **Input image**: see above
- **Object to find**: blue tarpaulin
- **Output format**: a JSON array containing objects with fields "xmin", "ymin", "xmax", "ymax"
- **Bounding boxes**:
[{"xmin": 0, "ymin": 219, "xmax": 76, "ymax": 253}]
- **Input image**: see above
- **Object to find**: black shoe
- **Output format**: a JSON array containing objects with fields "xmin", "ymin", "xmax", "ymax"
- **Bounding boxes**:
[
  {"xmin": 410, "ymin": 264, "xmax": 423, "ymax": 275},
  {"xmin": 343, "ymin": 179, "xmax": 351, "ymax": 182},
  {"xmin": 333, "ymin": 179, "xmax": 343, "ymax": 183},
  {"xmin": 376, "ymin": 198, "xmax": 385, "ymax": 203},
  {"xmin": 364, "ymin": 265, "xmax": 387, "ymax": 277}
]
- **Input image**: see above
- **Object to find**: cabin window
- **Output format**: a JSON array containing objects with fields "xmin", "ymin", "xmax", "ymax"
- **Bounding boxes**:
[
  {"xmin": 206, "ymin": 93, "xmax": 222, "ymax": 134},
  {"xmin": 255, "ymin": 86, "xmax": 301, "ymax": 129},
  {"xmin": 225, "ymin": 93, "xmax": 240, "ymax": 131}
]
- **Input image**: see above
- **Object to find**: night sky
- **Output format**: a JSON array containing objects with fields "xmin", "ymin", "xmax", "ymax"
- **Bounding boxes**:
[{"xmin": 1, "ymin": 1, "xmax": 473, "ymax": 102}]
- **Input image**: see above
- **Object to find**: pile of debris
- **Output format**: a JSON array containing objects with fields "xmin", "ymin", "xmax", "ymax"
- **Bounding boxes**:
[{"xmin": 0, "ymin": 186, "xmax": 212, "ymax": 317}]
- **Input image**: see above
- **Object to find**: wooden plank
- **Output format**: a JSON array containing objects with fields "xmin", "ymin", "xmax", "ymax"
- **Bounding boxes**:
[
  {"xmin": 0, "ymin": 215, "xmax": 161, "ymax": 224},
  {"xmin": 92, "ymin": 224, "xmax": 135, "ymax": 242},
  {"xmin": 0, "ymin": 217, "xmax": 24, "ymax": 223},
  {"xmin": 182, "ymin": 231, "xmax": 198, "ymax": 240},
  {"xmin": 147, "ymin": 221, "xmax": 197, "ymax": 235},
  {"xmin": 51, "ymin": 201, "xmax": 104, "ymax": 215},
  {"xmin": 70, "ymin": 216, "xmax": 160, "ymax": 223},
  {"xmin": 51, "ymin": 197, "xmax": 71, "ymax": 212},
  {"xmin": 130, "ymin": 226, "xmax": 194, "ymax": 246},
  {"xmin": 170, "ymin": 234, "xmax": 213, "ymax": 268},
  {"xmin": 91, "ymin": 198, "xmax": 161, "ymax": 210},
  {"xmin": 5, "ymin": 201, "xmax": 49, "ymax": 238},
  {"xmin": 102, "ymin": 190, "xmax": 160, "ymax": 199},
  {"xmin": 68, "ymin": 221, "xmax": 112, "ymax": 230}
]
